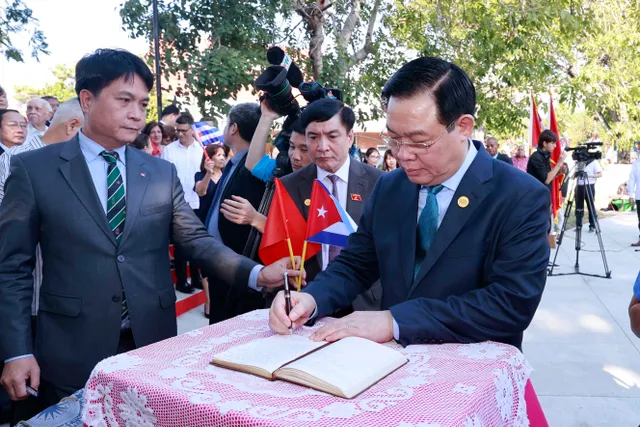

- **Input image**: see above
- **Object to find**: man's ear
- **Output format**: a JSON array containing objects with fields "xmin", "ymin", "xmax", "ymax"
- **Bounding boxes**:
[
  {"xmin": 78, "ymin": 89, "xmax": 94, "ymax": 114},
  {"xmin": 66, "ymin": 118, "xmax": 82, "ymax": 136},
  {"xmin": 456, "ymin": 114, "xmax": 475, "ymax": 140}
]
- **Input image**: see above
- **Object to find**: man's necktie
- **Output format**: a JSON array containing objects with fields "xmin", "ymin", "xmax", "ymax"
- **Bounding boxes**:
[
  {"xmin": 327, "ymin": 174, "xmax": 341, "ymax": 262},
  {"xmin": 99, "ymin": 151, "xmax": 128, "ymax": 320},
  {"xmin": 414, "ymin": 185, "xmax": 444, "ymax": 280}
]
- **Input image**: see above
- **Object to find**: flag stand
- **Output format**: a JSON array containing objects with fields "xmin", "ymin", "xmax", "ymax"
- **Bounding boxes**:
[{"xmin": 297, "ymin": 241, "xmax": 308, "ymax": 291}]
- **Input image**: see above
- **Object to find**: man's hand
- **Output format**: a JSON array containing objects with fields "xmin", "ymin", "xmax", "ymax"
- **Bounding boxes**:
[
  {"xmin": 257, "ymin": 257, "xmax": 306, "ymax": 289},
  {"xmin": 220, "ymin": 196, "xmax": 260, "ymax": 227},
  {"xmin": 260, "ymin": 99, "xmax": 281, "ymax": 122},
  {"xmin": 269, "ymin": 290, "xmax": 317, "ymax": 334},
  {"xmin": 310, "ymin": 311, "xmax": 395, "ymax": 343},
  {"xmin": 1, "ymin": 356, "xmax": 40, "ymax": 401},
  {"xmin": 559, "ymin": 151, "xmax": 568, "ymax": 163}
]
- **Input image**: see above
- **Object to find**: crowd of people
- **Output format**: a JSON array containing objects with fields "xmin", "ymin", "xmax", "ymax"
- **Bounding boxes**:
[{"xmin": 0, "ymin": 47, "xmax": 638, "ymax": 427}]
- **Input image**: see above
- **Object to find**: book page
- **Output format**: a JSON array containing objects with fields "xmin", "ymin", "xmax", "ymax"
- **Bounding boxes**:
[
  {"xmin": 278, "ymin": 337, "xmax": 407, "ymax": 398},
  {"xmin": 212, "ymin": 335, "xmax": 329, "ymax": 376}
]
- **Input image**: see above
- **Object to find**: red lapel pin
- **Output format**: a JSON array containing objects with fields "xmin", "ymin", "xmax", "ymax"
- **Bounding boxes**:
[{"xmin": 351, "ymin": 193, "xmax": 362, "ymax": 201}]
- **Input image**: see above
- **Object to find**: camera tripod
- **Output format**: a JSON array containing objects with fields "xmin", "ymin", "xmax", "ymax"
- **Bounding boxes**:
[{"xmin": 549, "ymin": 167, "xmax": 611, "ymax": 278}]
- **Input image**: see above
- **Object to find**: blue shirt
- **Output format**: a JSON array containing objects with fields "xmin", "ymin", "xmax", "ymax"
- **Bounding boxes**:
[
  {"xmin": 251, "ymin": 155, "xmax": 276, "ymax": 183},
  {"xmin": 78, "ymin": 131, "xmax": 128, "ymax": 213},
  {"xmin": 207, "ymin": 148, "xmax": 248, "ymax": 241}
]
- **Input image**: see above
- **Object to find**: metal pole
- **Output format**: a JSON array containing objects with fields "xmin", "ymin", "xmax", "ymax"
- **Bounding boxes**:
[{"xmin": 152, "ymin": 0, "xmax": 162, "ymax": 122}]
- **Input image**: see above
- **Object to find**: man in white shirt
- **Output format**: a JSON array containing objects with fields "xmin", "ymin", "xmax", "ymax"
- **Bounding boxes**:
[
  {"xmin": 576, "ymin": 159, "xmax": 603, "ymax": 232},
  {"xmin": 26, "ymin": 98, "xmax": 51, "ymax": 139},
  {"xmin": 280, "ymin": 98, "xmax": 384, "ymax": 311},
  {"xmin": 628, "ymin": 155, "xmax": 640, "ymax": 246},
  {"xmin": 0, "ymin": 110, "xmax": 27, "ymax": 156},
  {"xmin": 162, "ymin": 113, "xmax": 204, "ymax": 293}
]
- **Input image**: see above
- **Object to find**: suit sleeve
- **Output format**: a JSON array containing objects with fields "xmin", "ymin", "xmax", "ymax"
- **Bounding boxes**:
[
  {"xmin": 303, "ymin": 176, "xmax": 383, "ymax": 318},
  {"xmin": 504, "ymin": 155, "xmax": 513, "ymax": 166},
  {"xmin": 390, "ymin": 183, "xmax": 550, "ymax": 347},
  {"xmin": 0, "ymin": 156, "xmax": 38, "ymax": 360},
  {"xmin": 168, "ymin": 164, "xmax": 258, "ymax": 288}
]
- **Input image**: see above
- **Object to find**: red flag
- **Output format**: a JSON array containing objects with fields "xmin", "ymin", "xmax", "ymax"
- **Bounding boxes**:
[
  {"xmin": 258, "ymin": 179, "xmax": 319, "ymax": 265},
  {"xmin": 530, "ymin": 92, "xmax": 544, "ymax": 147},
  {"xmin": 548, "ymin": 94, "xmax": 564, "ymax": 222}
]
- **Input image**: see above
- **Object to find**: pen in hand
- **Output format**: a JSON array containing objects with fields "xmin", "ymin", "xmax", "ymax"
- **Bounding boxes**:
[
  {"xmin": 283, "ymin": 271, "xmax": 293, "ymax": 336},
  {"xmin": 26, "ymin": 385, "xmax": 39, "ymax": 398}
]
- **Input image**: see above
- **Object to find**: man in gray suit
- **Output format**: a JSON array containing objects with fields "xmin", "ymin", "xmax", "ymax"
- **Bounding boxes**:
[
  {"xmin": 0, "ymin": 49, "xmax": 299, "ymax": 416},
  {"xmin": 280, "ymin": 99, "xmax": 383, "ymax": 312}
]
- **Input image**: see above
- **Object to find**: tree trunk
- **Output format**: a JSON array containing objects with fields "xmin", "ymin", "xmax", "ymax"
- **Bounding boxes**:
[{"xmin": 295, "ymin": 3, "xmax": 326, "ymax": 81}]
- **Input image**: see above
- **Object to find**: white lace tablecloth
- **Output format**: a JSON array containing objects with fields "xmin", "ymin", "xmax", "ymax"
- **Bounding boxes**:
[{"xmin": 83, "ymin": 310, "xmax": 532, "ymax": 427}]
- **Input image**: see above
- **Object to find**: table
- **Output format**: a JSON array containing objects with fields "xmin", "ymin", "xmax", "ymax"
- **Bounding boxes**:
[{"xmin": 84, "ymin": 310, "xmax": 547, "ymax": 426}]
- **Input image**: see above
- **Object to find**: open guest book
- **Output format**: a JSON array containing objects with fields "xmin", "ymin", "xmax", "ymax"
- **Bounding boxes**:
[{"xmin": 211, "ymin": 335, "xmax": 408, "ymax": 399}]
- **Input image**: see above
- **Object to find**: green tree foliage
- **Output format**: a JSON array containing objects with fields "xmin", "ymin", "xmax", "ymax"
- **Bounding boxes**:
[
  {"xmin": 387, "ymin": 0, "xmax": 590, "ymax": 136},
  {"xmin": 14, "ymin": 65, "xmax": 76, "ymax": 103},
  {"xmin": 0, "ymin": 0, "xmax": 48, "ymax": 62},
  {"xmin": 119, "ymin": 0, "xmax": 403, "ymax": 122}
]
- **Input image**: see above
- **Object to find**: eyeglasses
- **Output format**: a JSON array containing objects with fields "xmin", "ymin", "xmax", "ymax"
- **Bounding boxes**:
[
  {"xmin": 5, "ymin": 122, "xmax": 27, "ymax": 130},
  {"xmin": 380, "ymin": 122, "xmax": 456, "ymax": 154}
]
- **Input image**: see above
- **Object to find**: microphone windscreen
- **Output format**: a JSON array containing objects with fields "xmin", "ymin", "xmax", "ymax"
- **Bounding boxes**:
[{"xmin": 267, "ymin": 46, "xmax": 285, "ymax": 65}]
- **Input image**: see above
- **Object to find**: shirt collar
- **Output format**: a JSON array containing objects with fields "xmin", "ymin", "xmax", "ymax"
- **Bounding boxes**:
[
  {"xmin": 438, "ymin": 139, "xmax": 478, "ymax": 192},
  {"xmin": 230, "ymin": 148, "xmax": 248, "ymax": 165},
  {"xmin": 317, "ymin": 156, "xmax": 351, "ymax": 183},
  {"xmin": 78, "ymin": 130, "xmax": 127, "ymax": 166},
  {"xmin": 492, "ymin": 153, "xmax": 498, "ymax": 159},
  {"xmin": 0, "ymin": 142, "xmax": 10, "ymax": 152}
]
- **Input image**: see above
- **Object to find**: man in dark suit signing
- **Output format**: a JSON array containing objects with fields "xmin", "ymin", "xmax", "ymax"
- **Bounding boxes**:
[
  {"xmin": 269, "ymin": 57, "xmax": 550, "ymax": 349},
  {"xmin": 485, "ymin": 136, "xmax": 513, "ymax": 165},
  {"xmin": 280, "ymin": 99, "xmax": 384, "ymax": 311},
  {"xmin": 0, "ymin": 49, "xmax": 299, "ymax": 418}
]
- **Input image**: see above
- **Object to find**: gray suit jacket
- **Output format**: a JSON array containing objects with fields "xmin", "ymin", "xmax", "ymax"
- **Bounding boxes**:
[
  {"xmin": 280, "ymin": 159, "xmax": 383, "ymax": 311},
  {"xmin": 0, "ymin": 135, "xmax": 257, "ymax": 390}
]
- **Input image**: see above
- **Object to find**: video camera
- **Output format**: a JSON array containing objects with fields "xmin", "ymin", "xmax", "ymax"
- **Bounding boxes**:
[
  {"xmin": 565, "ymin": 142, "xmax": 602, "ymax": 170},
  {"xmin": 254, "ymin": 47, "xmax": 343, "ymax": 177}
]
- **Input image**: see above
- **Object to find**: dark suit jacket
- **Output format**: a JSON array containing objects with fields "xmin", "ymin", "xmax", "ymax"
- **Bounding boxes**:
[
  {"xmin": 497, "ymin": 153, "xmax": 513, "ymax": 165},
  {"xmin": 304, "ymin": 140, "xmax": 550, "ymax": 349},
  {"xmin": 0, "ymin": 136, "xmax": 257, "ymax": 390},
  {"xmin": 205, "ymin": 152, "xmax": 266, "ymax": 256},
  {"xmin": 281, "ymin": 159, "xmax": 384, "ymax": 311}
]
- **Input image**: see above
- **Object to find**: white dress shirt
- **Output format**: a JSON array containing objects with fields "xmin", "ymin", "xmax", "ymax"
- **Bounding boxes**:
[
  {"xmin": 629, "ymin": 159, "xmax": 640, "ymax": 201},
  {"xmin": 577, "ymin": 160, "xmax": 602, "ymax": 186},
  {"xmin": 161, "ymin": 140, "xmax": 203, "ymax": 209},
  {"xmin": 316, "ymin": 157, "xmax": 351, "ymax": 270}
]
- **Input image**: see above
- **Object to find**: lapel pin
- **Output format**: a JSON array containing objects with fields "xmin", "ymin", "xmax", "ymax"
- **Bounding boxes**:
[
  {"xmin": 304, "ymin": 199, "xmax": 311, "ymax": 206},
  {"xmin": 457, "ymin": 196, "xmax": 470, "ymax": 208},
  {"xmin": 351, "ymin": 193, "xmax": 362, "ymax": 201}
]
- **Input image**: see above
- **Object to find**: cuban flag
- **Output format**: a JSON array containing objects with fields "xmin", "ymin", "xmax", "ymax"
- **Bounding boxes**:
[
  {"xmin": 305, "ymin": 179, "xmax": 357, "ymax": 247},
  {"xmin": 194, "ymin": 122, "xmax": 224, "ymax": 146}
]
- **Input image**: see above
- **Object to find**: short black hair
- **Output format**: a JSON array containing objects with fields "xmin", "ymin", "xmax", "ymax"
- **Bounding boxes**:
[
  {"xmin": 0, "ymin": 109, "xmax": 20, "ymax": 127},
  {"xmin": 176, "ymin": 113, "xmax": 195, "ymax": 126},
  {"xmin": 130, "ymin": 133, "xmax": 150, "ymax": 151},
  {"xmin": 75, "ymin": 49, "xmax": 154, "ymax": 97},
  {"xmin": 381, "ymin": 57, "xmax": 476, "ymax": 126},
  {"xmin": 161, "ymin": 104, "xmax": 180, "ymax": 117},
  {"xmin": 0, "ymin": 86, "xmax": 5, "ymax": 97},
  {"xmin": 228, "ymin": 103, "xmax": 261, "ymax": 142},
  {"xmin": 298, "ymin": 98, "xmax": 356, "ymax": 133},
  {"xmin": 291, "ymin": 117, "xmax": 306, "ymax": 135},
  {"xmin": 538, "ymin": 129, "xmax": 558, "ymax": 147},
  {"xmin": 42, "ymin": 96, "xmax": 59, "ymax": 102}
]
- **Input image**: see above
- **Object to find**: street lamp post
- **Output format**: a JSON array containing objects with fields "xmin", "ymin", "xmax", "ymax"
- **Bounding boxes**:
[{"xmin": 152, "ymin": 0, "xmax": 162, "ymax": 122}]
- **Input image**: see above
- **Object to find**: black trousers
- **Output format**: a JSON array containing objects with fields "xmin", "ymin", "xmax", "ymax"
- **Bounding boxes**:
[
  {"xmin": 576, "ymin": 184, "xmax": 597, "ymax": 228},
  {"xmin": 173, "ymin": 208, "xmax": 202, "ymax": 288},
  {"xmin": 9, "ymin": 329, "xmax": 135, "ymax": 426}
]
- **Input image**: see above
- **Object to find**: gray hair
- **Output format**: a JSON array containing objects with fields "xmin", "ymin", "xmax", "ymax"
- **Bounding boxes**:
[
  {"xmin": 50, "ymin": 98, "xmax": 83, "ymax": 127},
  {"xmin": 27, "ymin": 97, "xmax": 52, "ymax": 113}
]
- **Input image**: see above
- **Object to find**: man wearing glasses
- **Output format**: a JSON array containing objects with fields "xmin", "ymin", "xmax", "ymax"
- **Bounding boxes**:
[
  {"xmin": 279, "ymin": 98, "xmax": 384, "ymax": 312},
  {"xmin": 269, "ymin": 57, "xmax": 550, "ymax": 350},
  {"xmin": 0, "ymin": 110, "xmax": 27, "ymax": 156}
]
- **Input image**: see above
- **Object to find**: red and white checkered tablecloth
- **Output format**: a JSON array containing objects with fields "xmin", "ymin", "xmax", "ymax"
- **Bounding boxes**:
[{"xmin": 83, "ymin": 310, "xmax": 543, "ymax": 427}]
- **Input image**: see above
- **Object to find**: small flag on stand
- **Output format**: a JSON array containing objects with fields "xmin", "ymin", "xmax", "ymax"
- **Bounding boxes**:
[
  {"xmin": 258, "ymin": 179, "xmax": 319, "ymax": 266},
  {"xmin": 305, "ymin": 180, "xmax": 357, "ymax": 247}
]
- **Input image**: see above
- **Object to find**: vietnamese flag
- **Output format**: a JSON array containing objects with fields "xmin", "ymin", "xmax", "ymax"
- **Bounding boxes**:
[
  {"xmin": 548, "ymin": 93, "xmax": 564, "ymax": 222},
  {"xmin": 258, "ymin": 179, "xmax": 319, "ymax": 265}
]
